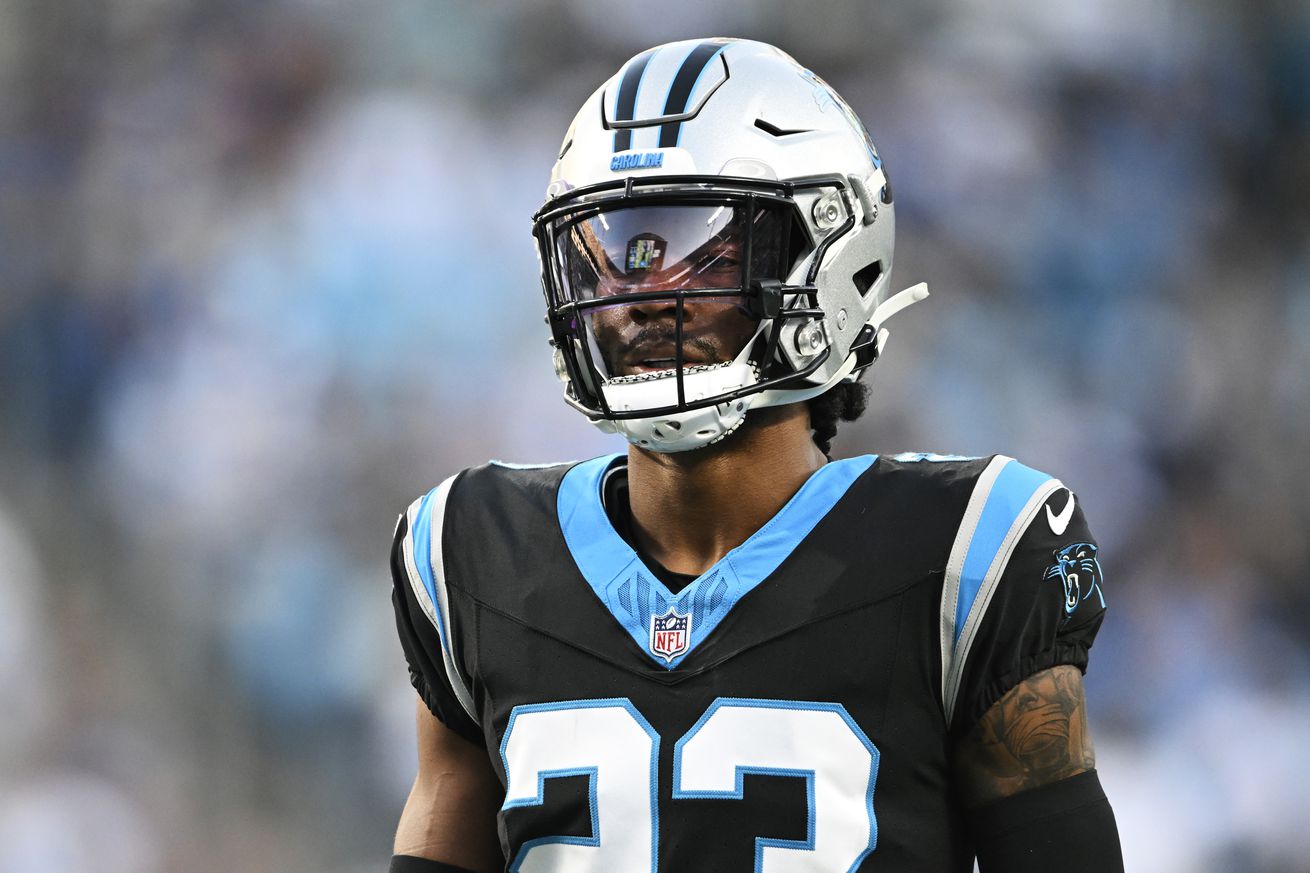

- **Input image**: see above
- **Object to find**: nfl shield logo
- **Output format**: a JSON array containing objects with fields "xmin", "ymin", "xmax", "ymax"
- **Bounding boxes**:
[{"xmin": 649, "ymin": 608, "xmax": 692, "ymax": 663}]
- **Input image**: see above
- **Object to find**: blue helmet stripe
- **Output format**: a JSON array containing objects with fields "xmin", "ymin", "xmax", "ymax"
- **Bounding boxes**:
[
  {"xmin": 657, "ymin": 41, "xmax": 726, "ymax": 148},
  {"xmin": 613, "ymin": 49, "xmax": 657, "ymax": 153}
]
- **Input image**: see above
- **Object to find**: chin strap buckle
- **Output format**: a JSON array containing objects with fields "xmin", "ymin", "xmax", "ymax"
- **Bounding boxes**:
[
  {"xmin": 848, "ymin": 323, "xmax": 881, "ymax": 371},
  {"xmin": 847, "ymin": 282, "xmax": 930, "ymax": 377}
]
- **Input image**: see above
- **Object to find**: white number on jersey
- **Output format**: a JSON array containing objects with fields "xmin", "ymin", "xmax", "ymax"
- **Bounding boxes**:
[{"xmin": 500, "ymin": 697, "xmax": 879, "ymax": 872}]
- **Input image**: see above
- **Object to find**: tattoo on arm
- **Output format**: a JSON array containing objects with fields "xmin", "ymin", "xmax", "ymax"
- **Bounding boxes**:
[{"xmin": 955, "ymin": 665, "xmax": 1095, "ymax": 807}]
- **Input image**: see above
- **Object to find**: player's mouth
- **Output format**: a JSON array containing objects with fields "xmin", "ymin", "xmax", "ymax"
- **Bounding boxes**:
[
  {"xmin": 633, "ymin": 357, "xmax": 682, "ymax": 373},
  {"xmin": 625, "ymin": 349, "xmax": 710, "ymax": 375}
]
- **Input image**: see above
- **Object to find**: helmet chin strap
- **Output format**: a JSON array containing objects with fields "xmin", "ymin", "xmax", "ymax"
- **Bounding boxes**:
[
  {"xmin": 869, "ymin": 282, "xmax": 929, "ymax": 355},
  {"xmin": 752, "ymin": 347, "xmax": 858, "ymax": 409},
  {"xmin": 590, "ymin": 283, "xmax": 928, "ymax": 452},
  {"xmin": 754, "ymin": 282, "xmax": 929, "ymax": 409},
  {"xmin": 590, "ymin": 326, "xmax": 766, "ymax": 451}
]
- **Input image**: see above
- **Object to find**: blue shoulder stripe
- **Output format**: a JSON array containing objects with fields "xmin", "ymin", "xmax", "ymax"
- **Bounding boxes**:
[
  {"xmin": 403, "ymin": 475, "xmax": 477, "ymax": 720},
  {"xmin": 939, "ymin": 456, "xmax": 1064, "ymax": 724},
  {"xmin": 411, "ymin": 487, "xmax": 442, "ymax": 636},
  {"xmin": 953, "ymin": 459, "xmax": 1053, "ymax": 642}
]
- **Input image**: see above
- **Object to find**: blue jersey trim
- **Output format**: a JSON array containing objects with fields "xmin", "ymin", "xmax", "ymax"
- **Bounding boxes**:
[
  {"xmin": 557, "ymin": 454, "xmax": 876, "ymax": 670},
  {"xmin": 411, "ymin": 486, "xmax": 447, "ymax": 647},
  {"xmin": 953, "ymin": 459, "xmax": 1053, "ymax": 642}
]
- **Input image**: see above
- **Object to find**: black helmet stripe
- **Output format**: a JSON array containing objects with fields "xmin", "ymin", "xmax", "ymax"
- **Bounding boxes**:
[
  {"xmin": 658, "ymin": 41, "xmax": 725, "ymax": 148},
  {"xmin": 612, "ymin": 49, "xmax": 656, "ymax": 153}
]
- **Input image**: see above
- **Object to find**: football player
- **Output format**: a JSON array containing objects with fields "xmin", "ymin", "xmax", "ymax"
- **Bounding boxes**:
[{"xmin": 388, "ymin": 38, "xmax": 1123, "ymax": 873}]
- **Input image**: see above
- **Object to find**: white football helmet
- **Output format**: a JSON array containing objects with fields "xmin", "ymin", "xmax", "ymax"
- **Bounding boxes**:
[{"xmin": 533, "ymin": 38, "xmax": 927, "ymax": 452}]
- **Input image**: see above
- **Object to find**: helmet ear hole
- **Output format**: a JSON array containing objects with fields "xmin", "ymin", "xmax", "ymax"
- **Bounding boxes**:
[{"xmin": 853, "ymin": 260, "xmax": 884, "ymax": 297}]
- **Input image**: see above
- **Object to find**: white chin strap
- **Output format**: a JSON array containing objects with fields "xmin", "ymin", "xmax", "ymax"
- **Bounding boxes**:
[
  {"xmin": 592, "ymin": 283, "xmax": 929, "ymax": 453},
  {"xmin": 592, "ymin": 327, "xmax": 764, "ymax": 452}
]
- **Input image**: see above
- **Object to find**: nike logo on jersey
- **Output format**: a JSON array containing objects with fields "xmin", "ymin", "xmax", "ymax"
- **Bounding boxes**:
[{"xmin": 1046, "ymin": 490, "xmax": 1075, "ymax": 535}]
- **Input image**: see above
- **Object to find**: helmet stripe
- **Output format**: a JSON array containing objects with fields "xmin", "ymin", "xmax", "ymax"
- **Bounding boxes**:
[
  {"xmin": 612, "ymin": 48, "xmax": 657, "ymax": 153},
  {"xmin": 658, "ymin": 41, "xmax": 727, "ymax": 148}
]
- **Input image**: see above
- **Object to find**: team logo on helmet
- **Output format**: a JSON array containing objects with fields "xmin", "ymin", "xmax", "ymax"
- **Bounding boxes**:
[
  {"xmin": 650, "ymin": 608, "xmax": 691, "ymax": 662},
  {"xmin": 1043, "ymin": 543, "xmax": 1106, "ymax": 620},
  {"xmin": 798, "ymin": 67, "xmax": 881, "ymax": 168}
]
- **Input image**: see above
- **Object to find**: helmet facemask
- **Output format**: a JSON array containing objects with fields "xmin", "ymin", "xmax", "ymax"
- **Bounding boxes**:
[{"xmin": 534, "ymin": 176, "xmax": 851, "ymax": 452}]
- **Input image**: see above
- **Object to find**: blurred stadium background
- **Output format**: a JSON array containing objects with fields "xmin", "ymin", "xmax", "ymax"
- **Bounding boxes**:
[{"xmin": 1, "ymin": 1, "xmax": 1308, "ymax": 871}]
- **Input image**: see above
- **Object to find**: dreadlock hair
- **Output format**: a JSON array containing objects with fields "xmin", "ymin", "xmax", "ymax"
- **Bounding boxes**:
[{"xmin": 807, "ymin": 380, "xmax": 870, "ymax": 458}]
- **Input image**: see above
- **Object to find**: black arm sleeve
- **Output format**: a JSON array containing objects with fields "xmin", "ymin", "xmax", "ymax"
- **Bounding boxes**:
[
  {"xmin": 390, "ymin": 512, "xmax": 484, "ymax": 747},
  {"xmin": 951, "ymin": 489, "xmax": 1108, "ymax": 741},
  {"xmin": 969, "ymin": 769, "xmax": 1124, "ymax": 872}
]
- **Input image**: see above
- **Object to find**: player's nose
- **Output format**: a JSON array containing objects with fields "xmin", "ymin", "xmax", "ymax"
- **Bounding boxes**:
[{"xmin": 626, "ymin": 294, "xmax": 687, "ymax": 324}]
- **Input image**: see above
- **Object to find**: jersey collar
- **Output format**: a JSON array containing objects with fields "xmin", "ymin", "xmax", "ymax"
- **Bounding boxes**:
[{"xmin": 557, "ymin": 453, "xmax": 877, "ymax": 670}]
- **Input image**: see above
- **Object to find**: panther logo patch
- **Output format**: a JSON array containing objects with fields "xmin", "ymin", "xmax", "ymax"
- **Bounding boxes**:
[{"xmin": 1043, "ymin": 542, "xmax": 1105, "ymax": 620}]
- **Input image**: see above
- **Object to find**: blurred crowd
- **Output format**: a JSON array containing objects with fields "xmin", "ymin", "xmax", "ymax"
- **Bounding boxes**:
[{"xmin": 1, "ymin": 1, "xmax": 1307, "ymax": 871}]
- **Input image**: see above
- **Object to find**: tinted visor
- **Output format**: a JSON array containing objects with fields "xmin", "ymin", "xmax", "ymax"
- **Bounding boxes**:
[{"xmin": 554, "ymin": 202, "xmax": 804, "ymax": 305}]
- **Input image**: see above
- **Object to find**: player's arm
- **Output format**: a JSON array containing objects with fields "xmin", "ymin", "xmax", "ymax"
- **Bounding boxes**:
[
  {"xmin": 389, "ymin": 487, "xmax": 503, "ymax": 873},
  {"xmin": 393, "ymin": 698, "xmax": 503, "ymax": 873},
  {"xmin": 953, "ymin": 666, "xmax": 1121, "ymax": 871},
  {"xmin": 943, "ymin": 470, "xmax": 1122, "ymax": 871},
  {"xmin": 954, "ymin": 663, "xmax": 1093, "ymax": 805}
]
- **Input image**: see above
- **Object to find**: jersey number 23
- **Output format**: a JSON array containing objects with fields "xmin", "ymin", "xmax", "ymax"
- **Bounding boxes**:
[{"xmin": 500, "ymin": 697, "xmax": 880, "ymax": 873}]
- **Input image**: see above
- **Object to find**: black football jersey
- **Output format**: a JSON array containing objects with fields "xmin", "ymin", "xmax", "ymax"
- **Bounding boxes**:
[{"xmin": 390, "ymin": 452, "xmax": 1106, "ymax": 872}]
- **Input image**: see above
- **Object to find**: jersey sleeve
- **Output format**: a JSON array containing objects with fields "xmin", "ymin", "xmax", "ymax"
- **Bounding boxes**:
[
  {"xmin": 940, "ymin": 457, "xmax": 1107, "ymax": 740},
  {"xmin": 389, "ymin": 477, "xmax": 484, "ymax": 747}
]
